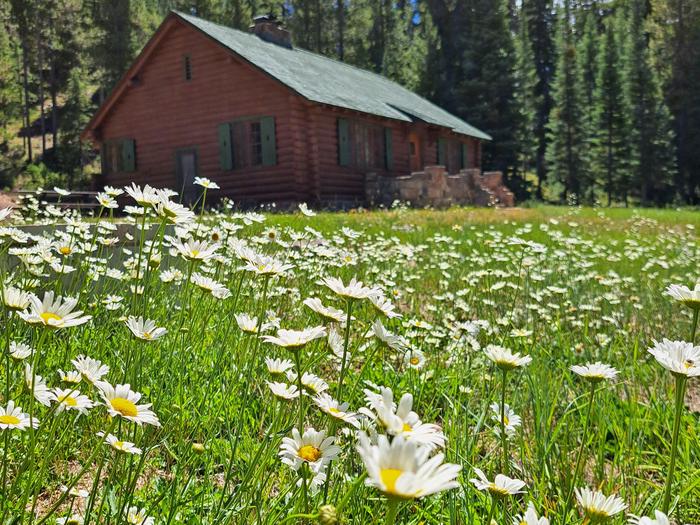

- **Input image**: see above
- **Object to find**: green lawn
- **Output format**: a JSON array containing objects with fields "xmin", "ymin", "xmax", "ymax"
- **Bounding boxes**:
[{"xmin": 1, "ymin": 203, "xmax": 698, "ymax": 524}]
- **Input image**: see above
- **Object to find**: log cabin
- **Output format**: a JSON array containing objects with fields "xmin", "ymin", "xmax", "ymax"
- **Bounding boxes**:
[{"xmin": 82, "ymin": 10, "xmax": 494, "ymax": 207}]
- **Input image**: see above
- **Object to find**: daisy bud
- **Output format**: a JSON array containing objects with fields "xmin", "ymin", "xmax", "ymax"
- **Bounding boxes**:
[
  {"xmin": 192, "ymin": 442, "xmax": 205, "ymax": 454},
  {"xmin": 318, "ymin": 504, "xmax": 338, "ymax": 525}
]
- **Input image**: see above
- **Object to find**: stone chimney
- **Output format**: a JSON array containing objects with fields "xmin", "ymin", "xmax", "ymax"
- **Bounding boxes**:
[{"xmin": 250, "ymin": 14, "xmax": 292, "ymax": 49}]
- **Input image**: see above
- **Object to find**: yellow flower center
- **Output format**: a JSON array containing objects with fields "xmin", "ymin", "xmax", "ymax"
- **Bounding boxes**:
[
  {"xmin": 488, "ymin": 484, "xmax": 510, "ymax": 497},
  {"xmin": 504, "ymin": 416, "xmax": 510, "ymax": 425},
  {"xmin": 114, "ymin": 440, "xmax": 125, "ymax": 449},
  {"xmin": 380, "ymin": 468, "xmax": 403, "ymax": 494},
  {"xmin": 40, "ymin": 312, "xmax": 62, "ymax": 324},
  {"xmin": 329, "ymin": 407, "xmax": 341, "ymax": 414},
  {"xmin": 59, "ymin": 246, "xmax": 71, "ymax": 255},
  {"xmin": 684, "ymin": 360, "xmax": 694, "ymax": 369},
  {"xmin": 60, "ymin": 395, "xmax": 77, "ymax": 407},
  {"xmin": 110, "ymin": 397, "xmax": 138, "ymax": 418},
  {"xmin": 402, "ymin": 423, "xmax": 412, "ymax": 432},
  {"xmin": 141, "ymin": 332, "xmax": 152, "ymax": 340},
  {"xmin": 190, "ymin": 249, "xmax": 200, "ymax": 258},
  {"xmin": 410, "ymin": 357, "xmax": 420, "ymax": 365},
  {"xmin": 298, "ymin": 445, "xmax": 321, "ymax": 462},
  {"xmin": 0, "ymin": 415, "xmax": 20, "ymax": 425}
]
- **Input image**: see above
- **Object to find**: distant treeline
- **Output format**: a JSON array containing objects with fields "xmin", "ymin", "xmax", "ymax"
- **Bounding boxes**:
[{"xmin": 1, "ymin": 0, "xmax": 699, "ymax": 205}]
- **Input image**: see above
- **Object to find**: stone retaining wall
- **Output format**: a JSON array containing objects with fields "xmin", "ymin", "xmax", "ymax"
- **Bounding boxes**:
[{"xmin": 365, "ymin": 166, "xmax": 514, "ymax": 208}]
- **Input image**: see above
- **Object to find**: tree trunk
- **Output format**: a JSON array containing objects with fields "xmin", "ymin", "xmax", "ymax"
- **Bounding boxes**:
[
  {"xmin": 21, "ymin": 40, "xmax": 31, "ymax": 162},
  {"xmin": 38, "ymin": 42, "xmax": 46, "ymax": 156},
  {"xmin": 336, "ymin": 0, "xmax": 345, "ymax": 60}
]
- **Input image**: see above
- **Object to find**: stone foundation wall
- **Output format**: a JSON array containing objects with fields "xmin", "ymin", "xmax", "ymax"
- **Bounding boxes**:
[{"xmin": 365, "ymin": 166, "xmax": 514, "ymax": 208}]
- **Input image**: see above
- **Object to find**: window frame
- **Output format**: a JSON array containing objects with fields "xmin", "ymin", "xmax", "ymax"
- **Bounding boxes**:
[
  {"xmin": 219, "ymin": 115, "xmax": 277, "ymax": 172},
  {"xmin": 337, "ymin": 117, "xmax": 390, "ymax": 171}
]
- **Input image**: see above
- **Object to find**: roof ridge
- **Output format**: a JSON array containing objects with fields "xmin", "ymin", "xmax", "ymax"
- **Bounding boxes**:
[{"xmin": 170, "ymin": 10, "xmax": 491, "ymax": 141}]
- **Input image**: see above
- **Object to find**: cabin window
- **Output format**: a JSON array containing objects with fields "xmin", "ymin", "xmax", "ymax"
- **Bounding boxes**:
[
  {"xmin": 102, "ymin": 138, "xmax": 136, "ymax": 174},
  {"xmin": 337, "ymin": 118, "xmax": 391, "ymax": 171},
  {"xmin": 183, "ymin": 55, "xmax": 192, "ymax": 81},
  {"xmin": 218, "ymin": 116, "xmax": 276, "ymax": 170}
]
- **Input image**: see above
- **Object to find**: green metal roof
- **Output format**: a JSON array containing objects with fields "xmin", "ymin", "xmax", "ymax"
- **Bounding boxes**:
[{"xmin": 173, "ymin": 11, "xmax": 491, "ymax": 141}]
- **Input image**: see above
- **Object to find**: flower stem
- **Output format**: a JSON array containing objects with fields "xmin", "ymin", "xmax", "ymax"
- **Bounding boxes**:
[
  {"xmin": 336, "ymin": 299, "xmax": 354, "ymax": 400},
  {"xmin": 500, "ymin": 369, "xmax": 508, "ymax": 474},
  {"xmin": 293, "ymin": 348, "xmax": 305, "ymax": 430},
  {"xmin": 563, "ymin": 382, "xmax": 596, "ymax": 520},
  {"xmin": 691, "ymin": 308, "xmax": 699, "ymax": 344},
  {"xmin": 385, "ymin": 498, "xmax": 400, "ymax": 525},
  {"xmin": 662, "ymin": 375, "xmax": 687, "ymax": 513}
]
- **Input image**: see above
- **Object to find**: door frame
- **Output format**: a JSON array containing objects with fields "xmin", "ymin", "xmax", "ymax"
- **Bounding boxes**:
[{"xmin": 175, "ymin": 146, "xmax": 199, "ymax": 204}]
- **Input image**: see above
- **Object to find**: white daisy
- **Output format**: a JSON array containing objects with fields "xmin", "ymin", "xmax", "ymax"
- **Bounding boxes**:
[
  {"xmin": 279, "ymin": 427, "xmax": 340, "ymax": 471},
  {"xmin": 571, "ymin": 362, "xmax": 619, "ymax": 382},
  {"xmin": 357, "ymin": 433, "xmax": 460, "ymax": 499},
  {"xmin": 17, "ymin": 291, "xmax": 91, "ymax": 329},
  {"xmin": 665, "ymin": 283, "xmax": 700, "ymax": 310},
  {"xmin": 57, "ymin": 514, "xmax": 84, "ymax": 525},
  {"xmin": 9, "ymin": 341, "xmax": 32, "ymax": 360},
  {"xmin": 628, "ymin": 510, "xmax": 669, "ymax": 525},
  {"xmin": 403, "ymin": 349, "xmax": 426, "ymax": 369},
  {"xmin": 369, "ymin": 294, "xmax": 402, "ymax": 319},
  {"xmin": 490, "ymin": 403, "xmax": 522, "ymax": 438},
  {"xmin": 484, "ymin": 344, "xmax": 532, "ymax": 371},
  {"xmin": 322, "ymin": 276, "xmax": 380, "ymax": 301},
  {"xmin": 242, "ymin": 253, "xmax": 294, "ymax": 276},
  {"xmin": 312, "ymin": 393, "xmax": 361, "ymax": 428},
  {"xmin": 72, "ymin": 355, "xmax": 109, "ymax": 385},
  {"xmin": 125, "ymin": 316, "xmax": 167, "ymax": 341},
  {"xmin": 57, "ymin": 369, "xmax": 82, "ymax": 384},
  {"xmin": 470, "ymin": 468, "xmax": 526, "ymax": 497},
  {"xmin": 303, "ymin": 297, "xmax": 347, "ymax": 323},
  {"xmin": 125, "ymin": 506, "xmax": 154, "ymax": 525},
  {"xmin": 24, "ymin": 365, "xmax": 56, "ymax": 406},
  {"xmin": 513, "ymin": 503, "xmax": 550, "ymax": 525},
  {"xmin": 648, "ymin": 339, "xmax": 700, "ymax": 377},
  {"xmin": 265, "ymin": 357, "xmax": 294, "ymax": 377},
  {"xmin": 0, "ymin": 400, "xmax": 38, "ymax": 431},
  {"xmin": 97, "ymin": 382, "xmax": 160, "ymax": 426},
  {"xmin": 575, "ymin": 487, "xmax": 626, "ymax": 523},
  {"xmin": 361, "ymin": 387, "xmax": 445, "ymax": 449},
  {"xmin": 54, "ymin": 388, "xmax": 94, "ymax": 415},
  {"xmin": 262, "ymin": 326, "xmax": 327, "ymax": 349},
  {"xmin": 171, "ymin": 238, "xmax": 219, "ymax": 262},
  {"xmin": 2, "ymin": 286, "xmax": 32, "ymax": 311},
  {"xmin": 103, "ymin": 433, "xmax": 143, "ymax": 455},
  {"xmin": 267, "ymin": 381, "xmax": 300, "ymax": 400},
  {"xmin": 194, "ymin": 177, "xmax": 220, "ymax": 189}
]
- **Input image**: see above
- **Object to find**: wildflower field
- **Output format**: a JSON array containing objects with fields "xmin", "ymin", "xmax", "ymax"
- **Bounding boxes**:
[{"xmin": 1, "ymin": 187, "xmax": 699, "ymax": 525}]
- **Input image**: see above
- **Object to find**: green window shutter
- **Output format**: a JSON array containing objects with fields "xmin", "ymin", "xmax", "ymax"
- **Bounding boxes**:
[
  {"xmin": 260, "ymin": 116, "xmax": 276, "ymax": 166},
  {"xmin": 384, "ymin": 127, "xmax": 393, "ymax": 171},
  {"xmin": 460, "ymin": 142, "xmax": 468, "ymax": 169},
  {"xmin": 218, "ymin": 123, "xmax": 233, "ymax": 170},
  {"xmin": 121, "ymin": 139, "xmax": 136, "ymax": 172},
  {"xmin": 337, "ymin": 118, "xmax": 350, "ymax": 166},
  {"xmin": 437, "ymin": 137, "xmax": 446, "ymax": 166}
]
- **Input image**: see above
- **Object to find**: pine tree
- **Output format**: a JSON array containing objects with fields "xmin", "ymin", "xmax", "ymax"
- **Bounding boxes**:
[
  {"xmin": 513, "ymin": 8, "xmax": 540, "ymax": 192},
  {"xmin": 576, "ymin": 10, "xmax": 598, "ymax": 201},
  {"xmin": 522, "ymin": 0, "xmax": 556, "ymax": 197},
  {"xmin": 649, "ymin": 0, "xmax": 700, "ymax": 203},
  {"xmin": 545, "ymin": 0, "xmax": 584, "ymax": 202},
  {"xmin": 593, "ymin": 13, "xmax": 630, "ymax": 206},
  {"xmin": 426, "ymin": 0, "xmax": 521, "ymax": 178},
  {"xmin": 58, "ymin": 66, "xmax": 88, "ymax": 189},
  {"xmin": 623, "ymin": 0, "xmax": 675, "ymax": 205}
]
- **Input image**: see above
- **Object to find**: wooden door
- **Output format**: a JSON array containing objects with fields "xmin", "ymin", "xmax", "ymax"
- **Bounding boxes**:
[
  {"xmin": 409, "ymin": 132, "xmax": 422, "ymax": 172},
  {"xmin": 176, "ymin": 147, "xmax": 198, "ymax": 204}
]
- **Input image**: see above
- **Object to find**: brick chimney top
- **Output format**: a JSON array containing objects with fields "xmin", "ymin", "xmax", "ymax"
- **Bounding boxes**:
[{"xmin": 250, "ymin": 13, "xmax": 292, "ymax": 49}]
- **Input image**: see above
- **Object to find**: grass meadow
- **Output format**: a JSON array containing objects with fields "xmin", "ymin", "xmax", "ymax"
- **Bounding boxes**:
[{"xmin": 0, "ymin": 189, "xmax": 699, "ymax": 525}]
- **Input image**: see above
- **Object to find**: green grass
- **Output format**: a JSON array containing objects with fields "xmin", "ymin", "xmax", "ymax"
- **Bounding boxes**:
[{"xmin": 0, "ymin": 202, "xmax": 699, "ymax": 524}]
